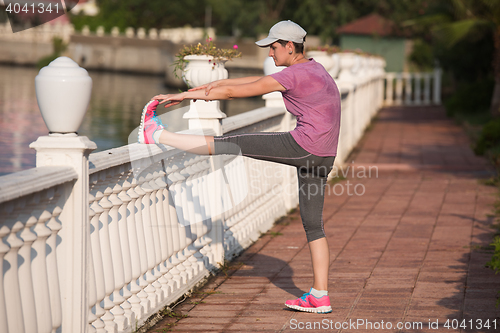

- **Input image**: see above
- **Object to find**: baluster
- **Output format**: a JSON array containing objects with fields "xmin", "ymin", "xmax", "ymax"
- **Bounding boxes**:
[
  {"xmin": 423, "ymin": 73, "xmax": 431, "ymax": 105},
  {"xmin": 46, "ymin": 197, "xmax": 63, "ymax": 333},
  {"xmin": 181, "ymin": 164, "xmax": 197, "ymax": 280},
  {"xmin": 190, "ymin": 159, "xmax": 209, "ymax": 271},
  {"xmin": 106, "ymin": 169, "xmax": 128, "ymax": 331},
  {"xmin": 404, "ymin": 73, "xmax": 412, "ymax": 105},
  {"xmin": 147, "ymin": 170, "xmax": 169, "ymax": 300},
  {"xmin": 87, "ymin": 240, "xmax": 98, "ymax": 333},
  {"xmin": 395, "ymin": 73, "xmax": 403, "ymax": 105},
  {"xmin": 198, "ymin": 167, "xmax": 213, "ymax": 266},
  {"xmin": 88, "ymin": 184, "xmax": 107, "ymax": 333},
  {"xmin": 164, "ymin": 164, "xmax": 183, "ymax": 292},
  {"xmin": 15, "ymin": 196, "xmax": 39, "ymax": 333},
  {"xmin": 125, "ymin": 175, "xmax": 146, "ymax": 321},
  {"xmin": 160, "ymin": 185, "xmax": 179, "ymax": 296},
  {"xmin": 116, "ymin": 168, "xmax": 135, "ymax": 329},
  {"xmin": 385, "ymin": 73, "xmax": 394, "ymax": 106},
  {"xmin": 186, "ymin": 161, "xmax": 203, "ymax": 225},
  {"xmin": 140, "ymin": 173, "xmax": 163, "ymax": 309},
  {"xmin": 231, "ymin": 156, "xmax": 245, "ymax": 210},
  {"xmin": 179, "ymin": 163, "xmax": 195, "ymax": 228},
  {"xmin": 3, "ymin": 217, "xmax": 26, "ymax": 333},
  {"xmin": 154, "ymin": 169, "xmax": 173, "ymax": 298},
  {"xmin": 193, "ymin": 159, "xmax": 209, "ymax": 243},
  {"xmin": 0, "ymin": 224, "xmax": 10, "ymax": 333},
  {"xmin": 414, "ymin": 73, "xmax": 422, "ymax": 105},
  {"xmin": 96, "ymin": 173, "xmax": 118, "ymax": 333},
  {"xmin": 208, "ymin": 155, "xmax": 226, "ymax": 262},
  {"xmin": 131, "ymin": 175, "xmax": 152, "ymax": 314},
  {"xmin": 32, "ymin": 196, "xmax": 57, "ymax": 333},
  {"xmin": 228, "ymin": 157, "xmax": 241, "ymax": 210},
  {"xmin": 184, "ymin": 162, "xmax": 202, "ymax": 276},
  {"xmin": 168, "ymin": 165, "xmax": 189, "ymax": 285}
]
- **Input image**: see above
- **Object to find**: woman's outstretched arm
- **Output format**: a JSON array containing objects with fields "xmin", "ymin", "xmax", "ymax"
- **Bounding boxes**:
[{"xmin": 152, "ymin": 76, "xmax": 285, "ymax": 108}]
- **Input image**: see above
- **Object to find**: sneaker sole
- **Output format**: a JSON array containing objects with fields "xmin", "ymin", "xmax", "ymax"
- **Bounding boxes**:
[
  {"xmin": 138, "ymin": 100, "xmax": 156, "ymax": 144},
  {"xmin": 285, "ymin": 304, "xmax": 332, "ymax": 314}
]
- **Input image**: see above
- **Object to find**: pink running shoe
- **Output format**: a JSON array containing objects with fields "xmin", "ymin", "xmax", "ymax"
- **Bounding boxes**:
[
  {"xmin": 138, "ymin": 100, "xmax": 165, "ymax": 144},
  {"xmin": 285, "ymin": 291, "xmax": 332, "ymax": 314}
]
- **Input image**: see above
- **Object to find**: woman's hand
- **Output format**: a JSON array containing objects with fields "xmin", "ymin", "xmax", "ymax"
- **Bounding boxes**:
[
  {"xmin": 188, "ymin": 80, "xmax": 222, "ymax": 96},
  {"xmin": 151, "ymin": 92, "xmax": 186, "ymax": 108}
]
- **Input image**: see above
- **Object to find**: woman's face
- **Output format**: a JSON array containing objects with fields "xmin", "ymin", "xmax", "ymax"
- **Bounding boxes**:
[{"xmin": 269, "ymin": 41, "xmax": 291, "ymax": 67}]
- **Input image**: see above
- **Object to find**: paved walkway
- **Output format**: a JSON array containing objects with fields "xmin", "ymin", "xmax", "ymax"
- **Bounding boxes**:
[{"xmin": 147, "ymin": 106, "xmax": 500, "ymax": 333}]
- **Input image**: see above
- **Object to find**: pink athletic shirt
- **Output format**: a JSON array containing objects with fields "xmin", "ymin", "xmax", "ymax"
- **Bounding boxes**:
[{"xmin": 270, "ymin": 59, "xmax": 341, "ymax": 157}]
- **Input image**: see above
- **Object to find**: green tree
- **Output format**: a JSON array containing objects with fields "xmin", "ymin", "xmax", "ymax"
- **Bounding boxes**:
[
  {"xmin": 405, "ymin": 0, "xmax": 500, "ymax": 116},
  {"xmin": 71, "ymin": 0, "xmax": 208, "ymax": 32}
]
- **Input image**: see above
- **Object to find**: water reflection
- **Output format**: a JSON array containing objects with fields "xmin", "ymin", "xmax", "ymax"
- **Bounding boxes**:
[{"xmin": 0, "ymin": 65, "xmax": 265, "ymax": 176}]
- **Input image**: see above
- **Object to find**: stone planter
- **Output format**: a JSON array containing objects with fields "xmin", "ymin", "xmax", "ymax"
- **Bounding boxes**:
[
  {"xmin": 35, "ymin": 57, "xmax": 92, "ymax": 134},
  {"xmin": 337, "ymin": 52, "xmax": 360, "ymax": 83},
  {"xmin": 306, "ymin": 50, "xmax": 334, "ymax": 71},
  {"xmin": 328, "ymin": 53, "xmax": 340, "ymax": 78},
  {"xmin": 262, "ymin": 57, "xmax": 286, "ymax": 108},
  {"xmin": 181, "ymin": 55, "xmax": 228, "ymax": 132},
  {"xmin": 263, "ymin": 56, "xmax": 286, "ymax": 76},
  {"xmin": 182, "ymin": 55, "xmax": 228, "ymax": 88}
]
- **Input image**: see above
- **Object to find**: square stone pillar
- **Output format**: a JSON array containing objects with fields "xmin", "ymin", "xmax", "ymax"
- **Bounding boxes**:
[{"xmin": 30, "ymin": 134, "xmax": 96, "ymax": 333}]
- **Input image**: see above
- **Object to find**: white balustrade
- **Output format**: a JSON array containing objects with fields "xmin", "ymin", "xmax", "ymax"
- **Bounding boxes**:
[
  {"xmin": 0, "ymin": 22, "xmax": 215, "ymax": 45},
  {"xmin": 384, "ymin": 68, "xmax": 442, "ymax": 106},
  {"xmin": 0, "ymin": 167, "xmax": 77, "ymax": 333}
]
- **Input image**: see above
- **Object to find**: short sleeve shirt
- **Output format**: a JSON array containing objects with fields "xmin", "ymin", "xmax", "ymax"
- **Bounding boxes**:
[{"xmin": 270, "ymin": 59, "xmax": 341, "ymax": 157}]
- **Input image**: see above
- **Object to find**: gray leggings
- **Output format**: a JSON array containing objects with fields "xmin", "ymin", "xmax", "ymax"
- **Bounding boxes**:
[{"xmin": 213, "ymin": 132, "xmax": 335, "ymax": 242}]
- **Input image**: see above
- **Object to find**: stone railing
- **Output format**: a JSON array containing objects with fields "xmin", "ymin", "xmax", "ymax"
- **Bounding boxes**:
[
  {"xmin": 384, "ymin": 69, "xmax": 442, "ymax": 106},
  {"xmin": 0, "ymin": 166, "xmax": 78, "ymax": 333},
  {"xmin": 0, "ymin": 20, "xmax": 215, "ymax": 44},
  {"xmin": 80, "ymin": 25, "xmax": 216, "ymax": 44},
  {"xmin": 0, "ymin": 53, "xmax": 420, "ymax": 332},
  {"xmin": 0, "ymin": 21, "xmax": 74, "ymax": 43}
]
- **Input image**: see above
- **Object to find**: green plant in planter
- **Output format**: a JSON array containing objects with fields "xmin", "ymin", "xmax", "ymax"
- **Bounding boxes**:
[
  {"xmin": 306, "ymin": 45, "xmax": 341, "ymax": 54},
  {"xmin": 173, "ymin": 38, "xmax": 242, "ymax": 79}
]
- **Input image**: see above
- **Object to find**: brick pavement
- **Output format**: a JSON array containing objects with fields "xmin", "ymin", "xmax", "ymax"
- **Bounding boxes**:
[{"xmin": 147, "ymin": 106, "xmax": 500, "ymax": 333}]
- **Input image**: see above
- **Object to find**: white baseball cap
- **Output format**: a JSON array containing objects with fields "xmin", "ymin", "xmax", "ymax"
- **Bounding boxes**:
[{"xmin": 255, "ymin": 20, "xmax": 307, "ymax": 47}]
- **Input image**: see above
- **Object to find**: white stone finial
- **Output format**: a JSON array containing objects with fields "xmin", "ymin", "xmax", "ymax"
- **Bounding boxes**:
[
  {"xmin": 82, "ymin": 25, "xmax": 90, "ymax": 36},
  {"xmin": 125, "ymin": 27, "xmax": 134, "ymax": 38},
  {"xmin": 96, "ymin": 26, "xmax": 105, "ymax": 37},
  {"xmin": 148, "ymin": 28, "xmax": 158, "ymax": 39},
  {"xmin": 35, "ymin": 57, "xmax": 92, "ymax": 134},
  {"xmin": 137, "ymin": 28, "xmax": 146, "ymax": 39},
  {"xmin": 111, "ymin": 27, "xmax": 120, "ymax": 37}
]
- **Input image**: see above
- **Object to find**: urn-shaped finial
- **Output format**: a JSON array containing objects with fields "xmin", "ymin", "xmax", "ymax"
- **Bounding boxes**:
[{"xmin": 35, "ymin": 56, "xmax": 92, "ymax": 134}]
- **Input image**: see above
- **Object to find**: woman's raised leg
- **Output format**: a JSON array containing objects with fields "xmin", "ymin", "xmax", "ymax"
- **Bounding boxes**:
[{"xmin": 158, "ymin": 130, "xmax": 214, "ymax": 155}]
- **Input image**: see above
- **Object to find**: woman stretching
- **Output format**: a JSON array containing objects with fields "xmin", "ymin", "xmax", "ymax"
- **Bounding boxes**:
[{"xmin": 139, "ymin": 20, "xmax": 340, "ymax": 314}]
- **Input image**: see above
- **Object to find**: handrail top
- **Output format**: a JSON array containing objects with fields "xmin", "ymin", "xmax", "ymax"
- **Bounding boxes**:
[
  {"xmin": 0, "ymin": 166, "xmax": 77, "ymax": 203},
  {"xmin": 89, "ymin": 128, "xmax": 216, "ymax": 174}
]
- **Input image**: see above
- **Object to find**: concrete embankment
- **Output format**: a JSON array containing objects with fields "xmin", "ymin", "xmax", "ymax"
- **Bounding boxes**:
[{"xmin": 0, "ymin": 32, "xmax": 268, "ymax": 88}]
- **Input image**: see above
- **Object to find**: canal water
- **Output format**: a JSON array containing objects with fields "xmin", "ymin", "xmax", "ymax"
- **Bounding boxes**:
[{"xmin": 0, "ymin": 65, "xmax": 265, "ymax": 176}]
